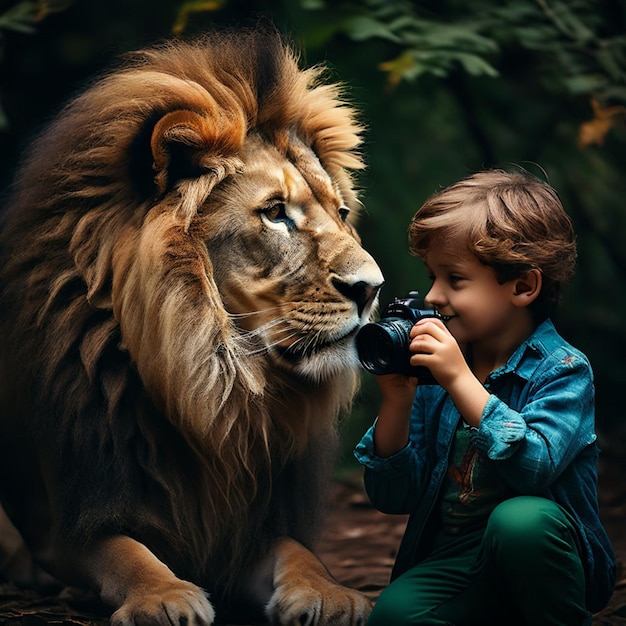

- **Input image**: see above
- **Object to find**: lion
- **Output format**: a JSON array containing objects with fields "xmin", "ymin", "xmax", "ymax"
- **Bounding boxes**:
[{"xmin": 0, "ymin": 26, "xmax": 384, "ymax": 626}]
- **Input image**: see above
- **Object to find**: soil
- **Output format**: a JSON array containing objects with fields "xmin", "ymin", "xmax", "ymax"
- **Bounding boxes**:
[{"xmin": 0, "ymin": 453, "xmax": 624, "ymax": 625}]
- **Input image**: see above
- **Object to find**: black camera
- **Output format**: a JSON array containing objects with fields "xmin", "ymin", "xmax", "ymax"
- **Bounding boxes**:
[{"xmin": 356, "ymin": 291, "xmax": 440, "ymax": 383}]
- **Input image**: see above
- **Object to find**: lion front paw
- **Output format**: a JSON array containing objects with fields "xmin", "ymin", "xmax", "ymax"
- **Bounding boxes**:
[
  {"xmin": 266, "ymin": 577, "xmax": 372, "ymax": 626},
  {"xmin": 109, "ymin": 579, "xmax": 215, "ymax": 626}
]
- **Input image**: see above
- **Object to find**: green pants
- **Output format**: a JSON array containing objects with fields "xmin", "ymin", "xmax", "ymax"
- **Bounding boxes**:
[{"xmin": 368, "ymin": 496, "xmax": 592, "ymax": 626}]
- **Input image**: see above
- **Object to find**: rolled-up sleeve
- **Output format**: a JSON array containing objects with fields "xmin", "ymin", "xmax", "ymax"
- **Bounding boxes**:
[
  {"xmin": 471, "ymin": 351, "xmax": 597, "ymax": 493},
  {"xmin": 471, "ymin": 394, "xmax": 527, "ymax": 459},
  {"xmin": 354, "ymin": 422, "xmax": 426, "ymax": 514},
  {"xmin": 354, "ymin": 423, "xmax": 416, "ymax": 476}
]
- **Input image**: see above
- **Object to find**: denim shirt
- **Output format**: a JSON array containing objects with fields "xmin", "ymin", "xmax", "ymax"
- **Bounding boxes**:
[{"xmin": 354, "ymin": 319, "xmax": 616, "ymax": 613}]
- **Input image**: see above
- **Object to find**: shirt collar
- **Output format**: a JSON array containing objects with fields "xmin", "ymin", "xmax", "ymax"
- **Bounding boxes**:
[{"xmin": 487, "ymin": 319, "xmax": 558, "ymax": 382}]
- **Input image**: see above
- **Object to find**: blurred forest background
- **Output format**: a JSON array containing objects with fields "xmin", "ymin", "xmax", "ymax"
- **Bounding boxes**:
[{"xmin": 1, "ymin": 0, "xmax": 625, "ymax": 472}]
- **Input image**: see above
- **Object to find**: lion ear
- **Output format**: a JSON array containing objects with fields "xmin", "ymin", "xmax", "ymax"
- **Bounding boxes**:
[{"xmin": 150, "ymin": 110, "xmax": 244, "ymax": 195}]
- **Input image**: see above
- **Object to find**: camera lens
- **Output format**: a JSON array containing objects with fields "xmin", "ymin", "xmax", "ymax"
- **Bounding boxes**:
[
  {"xmin": 358, "ymin": 325, "xmax": 394, "ymax": 372},
  {"xmin": 356, "ymin": 318, "xmax": 413, "ymax": 375}
]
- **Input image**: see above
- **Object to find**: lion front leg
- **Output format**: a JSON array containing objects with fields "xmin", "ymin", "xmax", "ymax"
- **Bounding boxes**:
[
  {"xmin": 266, "ymin": 537, "xmax": 372, "ymax": 626},
  {"xmin": 83, "ymin": 535, "xmax": 215, "ymax": 626}
]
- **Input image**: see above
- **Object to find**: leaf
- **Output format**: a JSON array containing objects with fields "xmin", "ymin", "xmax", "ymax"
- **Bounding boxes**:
[
  {"xmin": 343, "ymin": 15, "xmax": 403, "ymax": 43},
  {"xmin": 171, "ymin": 0, "xmax": 223, "ymax": 36},
  {"xmin": 451, "ymin": 51, "xmax": 499, "ymax": 77},
  {"xmin": 35, "ymin": 1, "xmax": 75, "ymax": 21},
  {"xmin": 414, "ymin": 22, "xmax": 498, "ymax": 55},
  {"xmin": 0, "ymin": 0, "xmax": 73, "ymax": 31},
  {"xmin": 0, "ymin": 3, "xmax": 38, "ymax": 33},
  {"xmin": 578, "ymin": 98, "xmax": 626, "ymax": 149},
  {"xmin": 379, "ymin": 47, "xmax": 498, "ymax": 85},
  {"xmin": 378, "ymin": 50, "xmax": 418, "ymax": 85},
  {"xmin": 560, "ymin": 73, "xmax": 608, "ymax": 96}
]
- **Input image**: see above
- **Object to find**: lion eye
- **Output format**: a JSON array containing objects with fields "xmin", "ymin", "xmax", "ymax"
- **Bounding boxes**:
[
  {"xmin": 263, "ymin": 202, "xmax": 288, "ymax": 222},
  {"xmin": 338, "ymin": 205, "xmax": 350, "ymax": 221},
  {"xmin": 259, "ymin": 202, "xmax": 295, "ymax": 231}
]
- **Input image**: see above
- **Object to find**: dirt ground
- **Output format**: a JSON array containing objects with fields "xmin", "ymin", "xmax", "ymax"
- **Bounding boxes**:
[{"xmin": 0, "ymin": 453, "xmax": 624, "ymax": 625}]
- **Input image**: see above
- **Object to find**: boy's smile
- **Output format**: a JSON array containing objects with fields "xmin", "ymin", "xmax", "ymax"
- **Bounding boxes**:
[{"xmin": 423, "ymin": 245, "xmax": 535, "ymax": 359}]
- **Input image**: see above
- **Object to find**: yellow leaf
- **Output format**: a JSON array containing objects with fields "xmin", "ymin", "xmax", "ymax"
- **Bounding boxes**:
[
  {"xmin": 35, "ymin": 0, "xmax": 74, "ymax": 22},
  {"xmin": 378, "ymin": 51, "xmax": 415, "ymax": 88},
  {"xmin": 172, "ymin": 0, "xmax": 222, "ymax": 36},
  {"xmin": 578, "ymin": 98, "xmax": 625, "ymax": 149}
]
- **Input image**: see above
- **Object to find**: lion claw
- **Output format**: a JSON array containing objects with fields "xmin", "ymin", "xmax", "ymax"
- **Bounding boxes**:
[
  {"xmin": 266, "ymin": 579, "xmax": 372, "ymax": 626},
  {"xmin": 110, "ymin": 582, "xmax": 215, "ymax": 626}
]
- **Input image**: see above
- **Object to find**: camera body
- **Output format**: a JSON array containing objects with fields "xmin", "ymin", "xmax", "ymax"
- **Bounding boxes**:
[{"xmin": 356, "ymin": 291, "xmax": 440, "ymax": 383}]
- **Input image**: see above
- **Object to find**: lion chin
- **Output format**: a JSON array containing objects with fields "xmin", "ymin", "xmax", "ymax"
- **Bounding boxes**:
[
  {"xmin": 0, "ymin": 24, "xmax": 383, "ymax": 626},
  {"xmin": 274, "ymin": 329, "xmax": 364, "ymax": 383}
]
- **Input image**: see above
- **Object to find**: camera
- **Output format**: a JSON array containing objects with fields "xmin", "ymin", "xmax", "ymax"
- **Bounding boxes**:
[{"xmin": 356, "ymin": 291, "xmax": 440, "ymax": 383}]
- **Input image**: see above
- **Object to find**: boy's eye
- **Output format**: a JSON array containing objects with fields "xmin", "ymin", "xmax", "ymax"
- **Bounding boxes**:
[{"xmin": 449, "ymin": 275, "xmax": 464, "ymax": 285}]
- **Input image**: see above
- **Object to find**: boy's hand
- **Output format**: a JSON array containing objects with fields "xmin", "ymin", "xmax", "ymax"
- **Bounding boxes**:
[
  {"xmin": 409, "ymin": 318, "xmax": 490, "ymax": 427},
  {"xmin": 375, "ymin": 372, "xmax": 418, "ymax": 411},
  {"xmin": 409, "ymin": 318, "xmax": 468, "ymax": 388}
]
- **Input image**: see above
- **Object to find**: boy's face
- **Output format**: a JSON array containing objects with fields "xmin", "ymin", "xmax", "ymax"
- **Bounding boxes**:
[{"xmin": 423, "ymin": 245, "xmax": 527, "ymax": 349}]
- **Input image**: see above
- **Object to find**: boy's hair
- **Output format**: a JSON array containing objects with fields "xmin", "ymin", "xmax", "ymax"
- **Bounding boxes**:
[{"xmin": 408, "ymin": 168, "xmax": 577, "ymax": 321}]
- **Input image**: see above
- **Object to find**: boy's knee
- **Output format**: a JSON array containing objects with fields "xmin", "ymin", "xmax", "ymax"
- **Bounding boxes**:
[
  {"xmin": 485, "ymin": 496, "xmax": 573, "ymax": 561},
  {"xmin": 368, "ymin": 589, "xmax": 414, "ymax": 626},
  {"xmin": 368, "ymin": 587, "xmax": 443, "ymax": 626}
]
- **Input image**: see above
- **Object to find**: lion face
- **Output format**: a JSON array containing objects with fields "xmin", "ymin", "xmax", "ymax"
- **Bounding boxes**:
[
  {"xmin": 192, "ymin": 133, "xmax": 383, "ymax": 382},
  {"xmin": 110, "ymin": 130, "xmax": 383, "ymax": 426},
  {"xmin": 0, "ymin": 30, "xmax": 385, "ymax": 438}
]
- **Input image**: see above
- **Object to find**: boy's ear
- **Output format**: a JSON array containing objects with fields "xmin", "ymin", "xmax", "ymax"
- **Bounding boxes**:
[{"xmin": 512, "ymin": 269, "xmax": 542, "ymax": 307}]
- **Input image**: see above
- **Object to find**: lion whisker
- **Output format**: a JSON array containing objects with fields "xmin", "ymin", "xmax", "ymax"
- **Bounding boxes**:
[
  {"xmin": 239, "ymin": 331, "xmax": 300, "ymax": 357},
  {"xmin": 284, "ymin": 328, "xmax": 327, "ymax": 354},
  {"xmin": 234, "ymin": 317, "xmax": 290, "ymax": 339},
  {"xmin": 231, "ymin": 318, "xmax": 301, "ymax": 357},
  {"xmin": 227, "ymin": 305, "xmax": 285, "ymax": 320}
]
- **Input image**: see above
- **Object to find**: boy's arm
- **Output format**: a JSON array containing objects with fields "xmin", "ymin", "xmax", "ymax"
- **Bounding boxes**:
[
  {"xmin": 472, "ymin": 357, "xmax": 596, "ymax": 492},
  {"xmin": 355, "ymin": 422, "xmax": 426, "ymax": 515},
  {"xmin": 372, "ymin": 374, "xmax": 417, "ymax": 457},
  {"xmin": 441, "ymin": 374, "xmax": 490, "ymax": 428},
  {"xmin": 354, "ymin": 383, "xmax": 430, "ymax": 515}
]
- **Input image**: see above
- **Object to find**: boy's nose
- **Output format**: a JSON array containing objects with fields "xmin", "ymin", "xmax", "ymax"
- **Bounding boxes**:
[{"xmin": 424, "ymin": 283, "xmax": 444, "ymax": 309}]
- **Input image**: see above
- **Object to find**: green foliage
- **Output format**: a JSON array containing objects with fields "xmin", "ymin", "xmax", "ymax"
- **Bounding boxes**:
[
  {"xmin": 302, "ymin": 0, "xmax": 626, "ymax": 109},
  {"xmin": 301, "ymin": 0, "xmax": 500, "ymax": 82},
  {"xmin": 491, "ymin": 1, "xmax": 626, "ymax": 109},
  {"xmin": 0, "ymin": 4, "xmax": 34, "ymax": 34}
]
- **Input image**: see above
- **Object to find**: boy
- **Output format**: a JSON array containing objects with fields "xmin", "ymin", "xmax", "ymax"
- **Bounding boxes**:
[{"xmin": 355, "ymin": 169, "xmax": 616, "ymax": 625}]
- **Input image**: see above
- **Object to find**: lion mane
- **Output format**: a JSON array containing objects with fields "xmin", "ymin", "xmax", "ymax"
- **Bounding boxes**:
[{"xmin": 0, "ymin": 25, "xmax": 382, "ymax": 624}]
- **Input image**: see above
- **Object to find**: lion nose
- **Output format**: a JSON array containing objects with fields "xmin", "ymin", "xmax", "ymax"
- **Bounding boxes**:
[{"xmin": 332, "ymin": 278, "xmax": 383, "ymax": 317}]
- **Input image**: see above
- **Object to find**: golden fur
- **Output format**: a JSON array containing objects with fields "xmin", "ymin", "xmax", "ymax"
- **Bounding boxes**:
[{"xmin": 0, "ymin": 26, "xmax": 383, "ymax": 625}]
